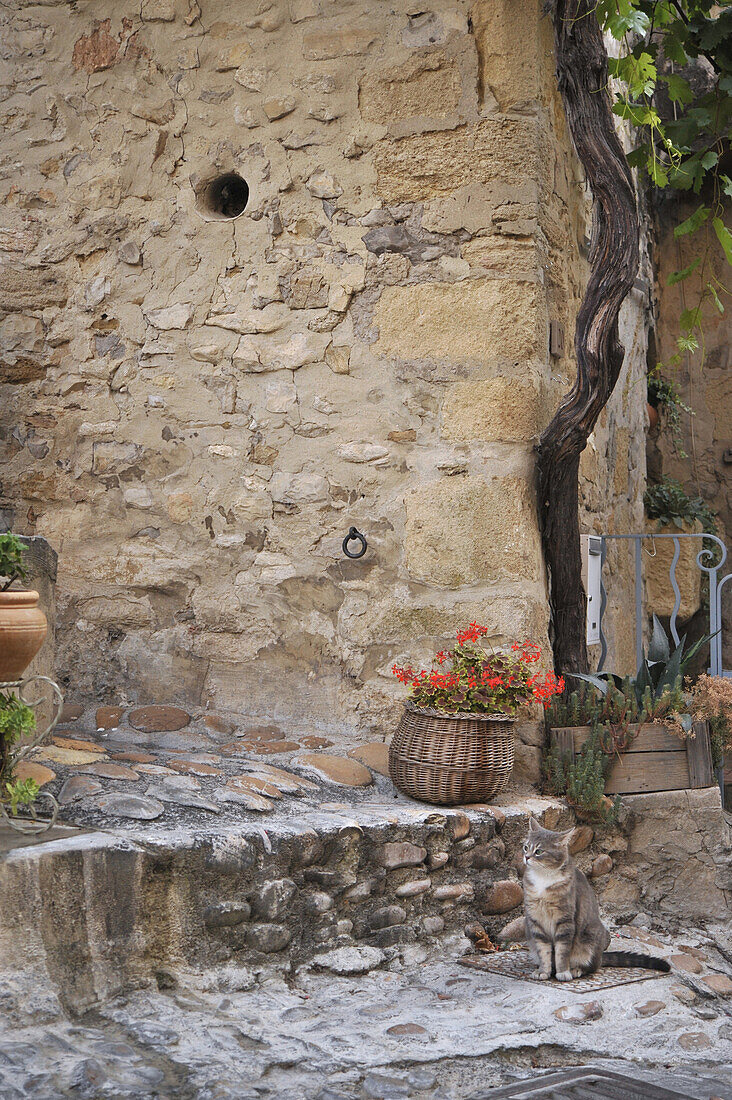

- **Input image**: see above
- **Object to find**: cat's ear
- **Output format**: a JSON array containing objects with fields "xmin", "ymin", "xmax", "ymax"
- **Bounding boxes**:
[
  {"xmin": 559, "ymin": 827, "xmax": 576, "ymax": 846},
  {"xmin": 528, "ymin": 815, "xmax": 540, "ymax": 832}
]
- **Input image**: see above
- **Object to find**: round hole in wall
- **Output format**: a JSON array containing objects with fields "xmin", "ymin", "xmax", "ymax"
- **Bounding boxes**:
[{"xmin": 197, "ymin": 173, "xmax": 249, "ymax": 221}]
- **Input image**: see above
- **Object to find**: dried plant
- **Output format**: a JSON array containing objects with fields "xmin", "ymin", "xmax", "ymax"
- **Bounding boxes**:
[{"xmin": 681, "ymin": 675, "xmax": 732, "ymax": 770}]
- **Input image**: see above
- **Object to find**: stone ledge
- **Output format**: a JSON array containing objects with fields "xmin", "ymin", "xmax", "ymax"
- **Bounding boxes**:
[{"xmin": 0, "ymin": 796, "xmax": 562, "ymax": 1013}]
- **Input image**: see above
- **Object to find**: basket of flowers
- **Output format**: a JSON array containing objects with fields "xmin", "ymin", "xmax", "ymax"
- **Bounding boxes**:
[{"xmin": 389, "ymin": 624, "xmax": 563, "ymax": 805}]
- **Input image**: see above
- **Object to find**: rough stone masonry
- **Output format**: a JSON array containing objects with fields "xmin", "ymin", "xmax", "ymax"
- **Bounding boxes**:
[{"xmin": 0, "ymin": 0, "xmax": 650, "ymax": 736}]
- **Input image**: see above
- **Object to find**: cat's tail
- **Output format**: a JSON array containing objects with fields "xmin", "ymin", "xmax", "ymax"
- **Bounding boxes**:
[{"xmin": 602, "ymin": 950, "xmax": 670, "ymax": 972}]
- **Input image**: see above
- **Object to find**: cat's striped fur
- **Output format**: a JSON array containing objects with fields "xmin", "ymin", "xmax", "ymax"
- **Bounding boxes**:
[{"xmin": 522, "ymin": 817, "xmax": 670, "ymax": 980}]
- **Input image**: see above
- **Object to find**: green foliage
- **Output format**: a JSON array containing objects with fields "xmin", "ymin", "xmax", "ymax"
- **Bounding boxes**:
[
  {"xmin": 709, "ymin": 714, "xmax": 730, "ymax": 770},
  {"xmin": 0, "ymin": 694, "xmax": 37, "ymax": 788},
  {"xmin": 0, "ymin": 693, "xmax": 36, "ymax": 750},
  {"xmin": 543, "ymin": 727, "xmax": 621, "ymax": 825},
  {"xmin": 597, "ymin": 1, "xmax": 732, "ymax": 382},
  {"xmin": 546, "ymin": 671, "xmax": 683, "ymax": 728},
  {"xmin": 3, "ymin": 778, "xmax": 39, "ymax": 816},
  {"xmin": 644, "ymin": 476, "xmax": 717, "ymax": 533},
  {"xmin": 647, "ymin": 372, "xmax": 693, "ymax": 453},
  {"xmin": 0, "ymin": 533, "xmax": 28, "ymax": 592},
  {"xmin": 542, "ymin": 619, "xmax": 707, "ymax": 820},
  {"xmin": 570, "ymin": 614, "xmax": 705, "ymax": 720}
]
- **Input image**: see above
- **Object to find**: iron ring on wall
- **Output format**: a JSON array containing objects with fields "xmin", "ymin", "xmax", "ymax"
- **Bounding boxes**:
[{"xmin": 342, "ymin": 527, "xmax": 367, "ymax": 559}]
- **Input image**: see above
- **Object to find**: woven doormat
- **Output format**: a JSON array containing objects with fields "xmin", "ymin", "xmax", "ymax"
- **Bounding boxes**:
[{"xmin": 459, "ymin": 948, "xmax": 665, "ymax": 993}]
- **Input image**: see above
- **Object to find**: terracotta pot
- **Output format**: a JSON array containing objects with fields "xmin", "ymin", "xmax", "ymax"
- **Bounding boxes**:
[
  {"xmin": 0, "ymin": 590, "xmax": 47, "ymax": 682},
  {"xmin": 647, "ymin": 402, "xmax": 659, "ymax": 430}
]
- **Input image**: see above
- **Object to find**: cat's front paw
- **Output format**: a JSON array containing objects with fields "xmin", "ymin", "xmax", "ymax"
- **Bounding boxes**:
[
  {"xmin": 535, "ymin": 968, "xmax": 551, "ymax": 981},
  {"xmin": 571, "ymin": 967, "xmax": 584, "ymax": 978},
  {"xmin": 556, "ymin": 969, "xmax": 573, "ymax": 982}
]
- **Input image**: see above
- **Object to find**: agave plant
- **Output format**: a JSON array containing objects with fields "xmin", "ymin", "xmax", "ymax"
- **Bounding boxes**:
[{"xmin": 569, "ymin": 615, "xmax": 710, "ymax": 731}]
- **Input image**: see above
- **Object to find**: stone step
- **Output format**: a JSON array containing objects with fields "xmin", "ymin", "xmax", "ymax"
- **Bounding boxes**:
[{"xmin": 0, "ymin": 805, "xmax": 539, "ymax": 1014}]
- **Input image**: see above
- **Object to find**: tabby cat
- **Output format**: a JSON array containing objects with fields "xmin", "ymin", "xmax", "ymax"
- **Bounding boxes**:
[{"xmin": 522, "ymin": 816, "xmax": 670, "ymax": 981}]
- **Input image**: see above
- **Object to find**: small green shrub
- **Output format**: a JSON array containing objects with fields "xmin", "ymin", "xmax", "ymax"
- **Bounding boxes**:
[
  {"xmin": 546, "ymin": 675, "xmax": 684, "ymax": 729},
  {"xmin": 647, "ymin": 373, "xmax": 693, "ymax": 455},
  {"xmin": 0, "ymin": 693, "xmax": 37, "ymax": 786},
  {"xmin": 644, "ymin": 477, "xmax": 717, "ymax": 534},
  {"xmin": 543, "ymin": 726, "xmax": 620, "ymax": 826},
  {"xmin": 4, "ymin": 778, "xmax": 39, "ymax": 816},
  {"xmin": 0, "ymin": 694, "xmax": 37, "ymax": 749},
  {"xmin": 568, "ymin": 615, "xmax": 704, "ymax": 730}
]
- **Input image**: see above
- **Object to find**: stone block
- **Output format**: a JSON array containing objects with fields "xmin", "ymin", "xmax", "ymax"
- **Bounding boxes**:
[
  {"xmin": 395, "ymin": 879, "xmax": 431, "ymax": 898},
  {"xmin": 233, "ymin": 331, "xmax": 329, "ymax": 372},
  {"xmin": 246, "ymin": 923, "xmax": 292, "ymax": 953},
  {"xmin": 470, "ymin": 0, "xmax": 546, "ymax": 110},
  {"xmin": 376, "ymin": 280, "xmax": 544, "ymax": 365},
  {"xmin": 442, "ymin": 377, "xmax": 543, "ymax": 442},
  {"xmin": 372, "ymin": 117, "xmax": 541, "ymax": 203},
  {"xmin": 370, "ymin": 905, "xmax": 407, "ymax": 930},
  {"xmin": 612, "ymin": 426, "xmax": 630, "ymax": 496},
  {"xmin": 372, "ymin": 598, "xmax": 548, "ymax": 649},
  {"xmin": 0, "ymin": 269, "xmax": 68, "ymax": 310},
  {"xmin": 359, "ymin": 52, "xmax": 462, "ymax": 133},
  {"xmin": 482, "ymin": 880, "xmax": 523, "ymax": 914},
  {"xmin": 447, "ymin": 813, "xmax": 470, "ymax": 840},
  {"xmin": 204, "ymin": 902, "xmax": 251, "ymax": 929},
  {"xmin": 569, "ymin": 825, "xmax": 594, "ymax": 854},
  {"xmin": 591, "ymin": 855, "xmax": 613, "ymax": 877},
  {"xmin": 470, "ymin": 843, "xmax": 504, "ymax": 870},
  {"xmin": 432, "ymin": 883, "xmax": 473, "ymax": 902},
  {"xmin": 404, "ymin": 476, "xmax": 542, "ymax": 586},
  {"xmin": 302, "ymin": 26, "xmax": 377, "ymax": 59},
  {"xmin": 311, "ymin": 945, "xmax": 385, "ymax": 974},
  {"xmin": 0, "ymin": 315, "xmax": 49, "ymax": 383},
  {"xmin": 381, "ymin": 842, "xmax": 426, "ymax": 869},
  {"xmin": 370, "ymin": 924, "xmax": 415, "ymax": 947},
  {"xmin": 250, "ymin": 879, "xmax": 297, "ymax": 921}
]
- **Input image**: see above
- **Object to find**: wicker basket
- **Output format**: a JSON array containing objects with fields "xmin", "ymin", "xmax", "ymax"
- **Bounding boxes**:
[{"xmin": 389, "ymin": 704, "xmax": 515, "ymax": 806}]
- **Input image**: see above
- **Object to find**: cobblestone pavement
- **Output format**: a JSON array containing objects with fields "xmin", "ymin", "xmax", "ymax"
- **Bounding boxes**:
[
  {"xmin": 17, "ymin": 701, "xmax": 412, "ymax": 826},
  {"xmin": 1, "ymin": 932, "xmax": 732, "ymax": 1099}
]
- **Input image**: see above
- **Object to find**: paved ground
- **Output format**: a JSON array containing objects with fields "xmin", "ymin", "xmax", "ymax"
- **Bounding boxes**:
[
  {"xmin": 15, "ymin": 701, "xmax": 413, "ymax": 828},
  {"xmin": 4, "ymin": 703, "xmax": 732, "ymax": 1099},
  {"xmin": 1, "ymin": 928, "xmax": 731, "ymax": 1099},
  {"xmin": 13, "ymin": 701, "xmax": 548, "ymax": 836}
]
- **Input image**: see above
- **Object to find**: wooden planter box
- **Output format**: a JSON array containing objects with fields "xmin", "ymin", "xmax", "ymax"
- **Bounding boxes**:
[{"xmin": 550, "ymin": 721, "xmax": 714, "ymax": 795}]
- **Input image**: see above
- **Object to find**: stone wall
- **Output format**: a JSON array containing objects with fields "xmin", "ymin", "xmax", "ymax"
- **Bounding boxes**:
[
  {"xmin": 0, "ymin": 810, "xmax": 506, "ymax": 1014},
  {"xmin": 0, "ymin": 0, "xmax": 649, "ymax": 732},
  {"xmin": 648, "ymin": 197, "xmax": 731, "ymax": 670}
]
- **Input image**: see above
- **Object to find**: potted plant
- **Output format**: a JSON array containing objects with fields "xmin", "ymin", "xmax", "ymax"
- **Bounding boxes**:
[
  {"xmin": 647, "ymin": 373, "xmax": 693, "ymax": 450},
  {"xmin": 389, "ymin": 624, "xmax": 564, "ymax": 805},
  {"xmin": 0, "ymin": 533, "xmax": 48, "ymax": 682},
  {"xmin": 545, "ymin": 618, "xmax": 715, "ymax": 799}
]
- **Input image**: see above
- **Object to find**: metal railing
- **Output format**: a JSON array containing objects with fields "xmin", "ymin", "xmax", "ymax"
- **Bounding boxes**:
[{"xmin": 593, "ymin": 532, "xmax": 730, "ymax": 676}]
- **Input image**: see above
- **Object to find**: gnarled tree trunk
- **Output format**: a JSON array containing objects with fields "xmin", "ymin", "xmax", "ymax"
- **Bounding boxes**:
[{"xmin": 538, "ymin": 0, "xmax": 640, "ymax": 673}]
